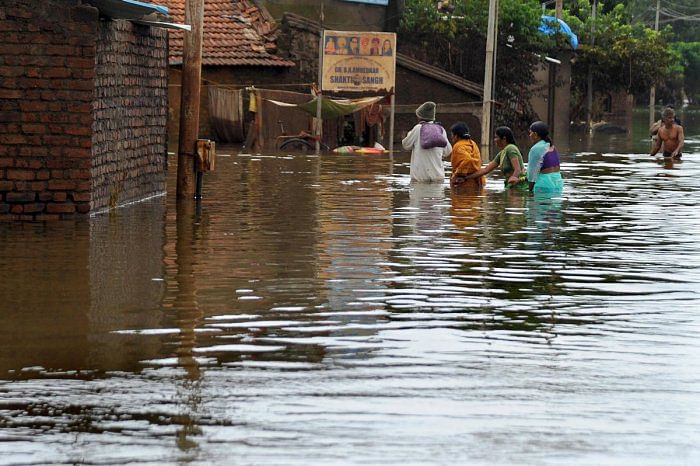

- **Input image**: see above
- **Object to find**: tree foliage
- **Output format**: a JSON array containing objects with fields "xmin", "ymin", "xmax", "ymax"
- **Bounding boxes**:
[
  {"xmin": 397, "ymin": 0, "xmax": 683, "ymax": 126},
  {"xmin": 671, "ymin": 41, "xmax": 700, "ymax": 103},
  {"xmin": 398, "ymin": 0, "xmax": 551, "ymax": 131},
  {"xmin": 566, "ymin": 1, "xmax": 679, "ymax": 117}
]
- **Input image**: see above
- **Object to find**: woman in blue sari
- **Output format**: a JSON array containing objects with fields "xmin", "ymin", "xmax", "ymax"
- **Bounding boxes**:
[{"xmin": 527, "ymin": 121, "xmax": 563, "ymax": 194}]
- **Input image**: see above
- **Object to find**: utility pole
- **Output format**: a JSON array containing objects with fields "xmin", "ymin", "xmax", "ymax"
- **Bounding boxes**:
[
  {"xmin": 649, "ymin": 0, "xmax": 661, "ymax": 128},
  {"xmin": 315, "ymin": 2, "xmax": 324, "ymax": 155},
  {"xmin": 586, "ymin": 0, "xmax": 597, "ymax": 132},
  {"xmin": 177, "ymin": 0, "xmax": 205, "ymax": 199},
  {"xmin": 480, "ymin": 0, "xmax": 498, "ymax": 162}
]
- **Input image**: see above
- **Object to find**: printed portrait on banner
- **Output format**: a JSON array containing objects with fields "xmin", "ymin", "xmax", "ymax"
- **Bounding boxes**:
[{"xmin": 321, "ymin": 31, "xmax": 396, "ymax": 93}]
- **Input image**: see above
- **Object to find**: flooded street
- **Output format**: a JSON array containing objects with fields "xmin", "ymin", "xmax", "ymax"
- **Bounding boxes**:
[{"xmin": 1, "ymin": 110, "xmax": 700, "ymax": 465}]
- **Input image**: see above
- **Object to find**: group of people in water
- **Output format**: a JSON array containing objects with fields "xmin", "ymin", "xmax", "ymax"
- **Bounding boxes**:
[
  {"xmin": 402, "ymin": 101, "xmax": 563, "ymax": 194},
  {"xmin": 402, "ymin": 101, "xmax": 686, "ymax": 194}
]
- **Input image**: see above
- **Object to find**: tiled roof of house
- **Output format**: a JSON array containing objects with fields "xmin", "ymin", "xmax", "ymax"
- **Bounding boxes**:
[{"xmin": 163, "ymin": 0, "xmax": 294, "ymax": 67}]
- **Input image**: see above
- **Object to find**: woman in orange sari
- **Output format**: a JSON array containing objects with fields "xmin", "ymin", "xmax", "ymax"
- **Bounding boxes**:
[{"xmin": 449, "ymin": 122, "xmax": 483, "ymax": 190}]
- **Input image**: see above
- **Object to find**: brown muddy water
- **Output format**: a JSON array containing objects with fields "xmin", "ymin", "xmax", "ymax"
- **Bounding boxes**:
[{"xmin": 1, "ymin": 110, "xmax": 699, "ymax": 465}]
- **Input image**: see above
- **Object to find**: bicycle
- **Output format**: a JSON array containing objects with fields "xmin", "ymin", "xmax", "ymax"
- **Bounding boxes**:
[{"xmin": 275, "ymin": 120, "xmax": 330, "ymax": 152}]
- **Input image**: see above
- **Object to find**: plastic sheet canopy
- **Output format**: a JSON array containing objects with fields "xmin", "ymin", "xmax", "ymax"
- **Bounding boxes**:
[
  {"xmin": 264, "ymin": 95, "xmax": 385, "ymax": 119},
  {"xmin": 539, "ymin": 16, "xmax": 578, "ymax": 50}
]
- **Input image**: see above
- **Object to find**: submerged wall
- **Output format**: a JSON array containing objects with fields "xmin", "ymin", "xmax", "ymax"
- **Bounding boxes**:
[
  {"xmin": 0, "ymin": 0, "xmax": 168, "ymax": 220},
  {"xmin": 92, "ymin": 20, "xmax": 168, "ymax": 212}
]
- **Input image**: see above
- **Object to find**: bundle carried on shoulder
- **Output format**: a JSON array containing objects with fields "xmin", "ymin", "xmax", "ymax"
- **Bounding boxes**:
[{"xmin": 419, "ymin": 122, "xmax": 448, "ymax": 149}]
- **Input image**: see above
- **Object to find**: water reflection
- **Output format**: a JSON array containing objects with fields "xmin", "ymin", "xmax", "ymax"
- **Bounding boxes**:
[{"xmin": 1, "ymin": 109, "xmax": 700, "ymax": 464}]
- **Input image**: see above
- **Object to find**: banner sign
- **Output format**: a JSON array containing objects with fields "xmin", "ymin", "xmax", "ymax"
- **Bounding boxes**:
[{"xmin": 321, "ymin": 30, "xmax": 396, "ymax": 93}]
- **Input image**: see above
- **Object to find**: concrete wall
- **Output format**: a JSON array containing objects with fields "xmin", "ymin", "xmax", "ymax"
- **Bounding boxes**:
[
  {"xmin": 0, "ymin": 0, "xmax": 168, "ymax": 219},
  {"xmin": 393, "ymin": 66, "xmax": 482, "ymax": 145},
  {"xmin": 530, "ymin": 52, "xmax": 572, "ymax": 149}
]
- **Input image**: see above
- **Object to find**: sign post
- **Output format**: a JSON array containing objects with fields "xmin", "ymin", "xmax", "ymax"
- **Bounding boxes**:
[{"xmin": 320, "ymin": 30, "xmax": 396, "ymax": 149}]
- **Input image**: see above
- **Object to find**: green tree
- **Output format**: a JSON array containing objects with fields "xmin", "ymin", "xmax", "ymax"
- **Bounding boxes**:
[
  {"xmin": 566, "ymin": 1, "xmax": 678, "ymax": 119},
  {"xmin": 622, "ymin": 0, "xmax": 700, "ymax": 42},
  {"xmin": 398, "ymin": 0, "xmax": 552, "ymax": 131},
  {"xmin": 670, "ymin": 41, "xmax": 700, "ymax": 103}
]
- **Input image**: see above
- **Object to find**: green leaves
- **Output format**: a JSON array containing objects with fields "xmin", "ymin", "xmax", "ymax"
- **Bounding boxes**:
[
  {"xmin": 570, "ymin": 3, "xmax": 678, "ymax": 98},
  {"xmin": 398, "ymin": 0, "xmax": 551, "ymax": 130}
]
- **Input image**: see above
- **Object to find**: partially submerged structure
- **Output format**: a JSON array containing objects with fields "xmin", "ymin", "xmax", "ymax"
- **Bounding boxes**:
[
  {"xmin": 278, "ymin": 13, "xmax": 484, "ymax": 146},
  {"xmin": 161, "ymin": 0, "xmax": 295, "ymax": 142},
  {"xmin": 0, "ymin": 0, "xmax": 173, "ymax": 219}
]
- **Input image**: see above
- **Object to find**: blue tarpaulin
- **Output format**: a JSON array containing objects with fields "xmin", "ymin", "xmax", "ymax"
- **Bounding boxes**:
[{"xmin": 539, "ymin": 15, "xmax": 578, "ymax": 50}]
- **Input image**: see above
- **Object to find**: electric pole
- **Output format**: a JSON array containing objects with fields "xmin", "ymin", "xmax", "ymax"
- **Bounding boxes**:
[
  {"xmin": 177, "ymin": 0, "xmax": 205, "ymax": 199},
  {"xmin": 586, "ymin": 0, "xmax": 597, "ymax": 132},
  {"xmin": 649, "ymin": 0, "xmax": 660, "ymax": 128},
  {"xmin": 481, "ymin": 0, "xmax": 498, "ymax": 162}
]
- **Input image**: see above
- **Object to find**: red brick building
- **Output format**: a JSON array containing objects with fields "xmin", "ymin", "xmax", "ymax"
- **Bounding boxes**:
[{"xmin": 0, "ymin": 0, "xmax": 170, "ymax": 219}]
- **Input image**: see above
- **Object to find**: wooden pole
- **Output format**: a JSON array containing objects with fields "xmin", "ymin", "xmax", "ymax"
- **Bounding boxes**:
[
  {"xmin": 177, "ymin": 0, "xmax": 205, "ymax": 199},
  {"xmin": 555, "ymin": 0, "xmax": 563, "ymax": 19},
  {"xmin": 389, "ymin": 93, "xmax": 395, "ymax": 153},
  {"xmin": 480, "ymin": 0, "xmax": 498, "ymax": 162},
  {"xmin": 586, "ymin": 0, "xmax": 597, "ymax": 133},
  {"xmin": 649, "ymin": 0, "xmax": 660, "ymax": 129},
  {"xmin": 315, "ymin": 3, "xmax": 324, "ymax": 155}
]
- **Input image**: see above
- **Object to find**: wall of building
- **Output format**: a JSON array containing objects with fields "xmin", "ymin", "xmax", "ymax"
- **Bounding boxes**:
[
  {"xmin": 0, "ymin": 0, "xmax": 97, "ymax": 220},
  {"xmin": 530, "ymin": 52, "xmax": 573, "ymax": 150},
  {"xmin": 393, "ymin": 67, "xmax": 482, "ymax": 145},
  {"xmin": 92, "ymin": 20, "xmax": 168, "ymax": 212},
  {"xmin": 0, "ymin": 1, "xmax": 169, "ymax": 219}
]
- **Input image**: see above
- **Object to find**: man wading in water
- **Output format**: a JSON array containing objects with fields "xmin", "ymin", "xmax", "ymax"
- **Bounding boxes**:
[{"xmin": 650, "ymin": 107, "xmax": 685, "ymax": 160}]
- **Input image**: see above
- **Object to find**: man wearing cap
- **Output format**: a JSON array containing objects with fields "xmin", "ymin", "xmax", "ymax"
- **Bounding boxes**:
[
  {"xmin": 401, "ymin": 101, "xmax": 452, "ymax": 183},
  {"xmin": 650, "ymin": 107, "xmax": 684, "ymax": 159}
]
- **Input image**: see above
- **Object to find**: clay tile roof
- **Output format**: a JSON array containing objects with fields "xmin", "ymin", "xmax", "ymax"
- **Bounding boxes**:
[{"xmin": 162, "ymin": 0, "xmax": 294, "ymax": 67}]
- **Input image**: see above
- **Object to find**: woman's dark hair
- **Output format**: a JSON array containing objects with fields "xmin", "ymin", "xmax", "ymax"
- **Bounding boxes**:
[
  {"xmin": 450, "ymin": 122, "xmax": 471, "ymax": 139},
  {"xmin": 494, "ymin": 126, "xmax": 516, "ymax": 145},
  {"xmin": 529, "ymin": 121, "xmax": 552, "ymax": 144}
]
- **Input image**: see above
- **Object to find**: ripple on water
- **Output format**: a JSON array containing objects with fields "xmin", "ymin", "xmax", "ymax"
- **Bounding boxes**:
[{"xmin": 1, "ymin": 142, "xmax": 700, "ymax": 464}]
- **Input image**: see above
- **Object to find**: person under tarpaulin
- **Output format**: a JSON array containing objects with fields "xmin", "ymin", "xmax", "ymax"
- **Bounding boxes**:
[{"xmin": 401, "ymin": 101, "xmax": 451, "ymax": 183}]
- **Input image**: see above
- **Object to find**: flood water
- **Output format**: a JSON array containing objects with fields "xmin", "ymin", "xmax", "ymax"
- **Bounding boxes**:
[{"xmin": 1, "ymin": 109, "xmax": 699, "ymax": 465}]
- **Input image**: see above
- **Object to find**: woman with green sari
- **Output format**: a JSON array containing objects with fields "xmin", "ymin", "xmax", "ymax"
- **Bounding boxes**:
[{"xmin": 463, "ymin": 126, "xmax": 528, "ymax": 191}]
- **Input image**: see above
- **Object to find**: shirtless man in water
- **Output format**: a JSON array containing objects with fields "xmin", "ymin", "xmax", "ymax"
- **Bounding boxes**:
[{"xmin": 650, "ymin": 107, "xmax": 685, "ymax": 159}]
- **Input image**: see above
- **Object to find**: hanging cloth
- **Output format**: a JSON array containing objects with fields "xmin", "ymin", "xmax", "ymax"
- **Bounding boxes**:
[
  {"xmin": 207, "ymin": 87, "xmax": 244, "ymax": 142},
  {"xmin": 264, "ymin": 95, "xmax": 385, "ymax": 118}
]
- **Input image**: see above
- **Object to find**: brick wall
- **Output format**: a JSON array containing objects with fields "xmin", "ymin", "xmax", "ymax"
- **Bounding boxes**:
[
  {"xmin": 0, "ymin": 0, "xmax": 97, "ymax": 220},
  {"xmin": 0, "ymin": 0, "xmax": 168, "ymax": 219},
  {"xmin": 92, "ymin": 20, "xmax": 168, "ymax": 212}
]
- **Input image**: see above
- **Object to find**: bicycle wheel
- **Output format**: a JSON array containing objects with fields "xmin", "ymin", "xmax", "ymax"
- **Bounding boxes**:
[{"xmin": 279, "ymin": 138, "xmax": 315, "ymax": 152}]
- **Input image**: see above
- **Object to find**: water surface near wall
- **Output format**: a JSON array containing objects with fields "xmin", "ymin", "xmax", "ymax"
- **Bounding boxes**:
[{"xmin": 0, "ymin": 111, "xmax": 699, "ymax": 465}]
